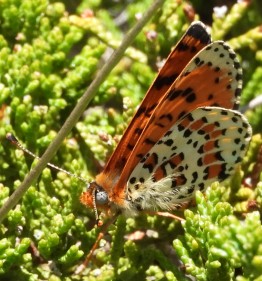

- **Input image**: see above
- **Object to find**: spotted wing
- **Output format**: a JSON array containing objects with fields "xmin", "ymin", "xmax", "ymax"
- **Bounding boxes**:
[
  {"xmin": 126, "ymin": 107, "xmax": 252, "ymax": 211},
  {"xmin": 110, "ymin": 41, "xmax": 243, "ymax": 196},
  {"xmin": 102, "ymin": 21, "xmax": 211, "ymax": 175}
]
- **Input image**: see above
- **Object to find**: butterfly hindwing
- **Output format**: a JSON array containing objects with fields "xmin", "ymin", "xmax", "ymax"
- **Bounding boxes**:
[{"xmin": 125, "ymin": 107, "xmax": 252, "ymax": 213}]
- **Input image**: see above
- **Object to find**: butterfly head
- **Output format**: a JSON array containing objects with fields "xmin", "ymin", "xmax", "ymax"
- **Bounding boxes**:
[{"xmin": 80, "ymin": 181, "xmax": 110, "ymax": 226}]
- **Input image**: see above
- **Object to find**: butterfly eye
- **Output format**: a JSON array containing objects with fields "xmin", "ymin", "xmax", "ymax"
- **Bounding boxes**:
[{"xmin": 95, "ymin": 189, "xmax": 109, "ymax": 205}]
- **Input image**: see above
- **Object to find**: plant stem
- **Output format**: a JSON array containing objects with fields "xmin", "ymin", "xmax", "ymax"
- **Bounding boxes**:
[{"xmin": 0, "ymin": 0, "xmax": 166, "ymax": 223}]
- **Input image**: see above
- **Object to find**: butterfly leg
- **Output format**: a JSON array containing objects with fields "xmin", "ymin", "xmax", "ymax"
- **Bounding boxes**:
[
  {"xmin": 145, "ymin": 211, "xmax": 185, "ymax": 222},
  {"xmin": 75, "ymin": 213, "xmax": 119, "ymax": 274}
]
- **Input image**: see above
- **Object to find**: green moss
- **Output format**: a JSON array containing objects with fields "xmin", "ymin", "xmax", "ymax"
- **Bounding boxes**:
[
  {"xmin": 0, "ymin": 0, "xmax": 261, "ymax": 280},
  {"xmin": 174, "ymin": 186, "xmax": 262, "ymax": 280}
]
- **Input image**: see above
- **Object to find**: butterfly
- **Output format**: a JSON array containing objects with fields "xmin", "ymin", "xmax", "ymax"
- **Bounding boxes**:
[{"xmin": 80, "ymin": 21, "xmax": 252, "ymax": 223}]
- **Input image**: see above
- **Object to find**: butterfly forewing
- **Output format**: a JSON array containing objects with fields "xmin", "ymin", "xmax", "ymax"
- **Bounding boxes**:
[
  {"xmin": 103, "ymin": 21, "xmax": 211, "ymax": 174},
  {"xmin": 112, "ymin": 41, "xmax": 242, "ymax": 196}
]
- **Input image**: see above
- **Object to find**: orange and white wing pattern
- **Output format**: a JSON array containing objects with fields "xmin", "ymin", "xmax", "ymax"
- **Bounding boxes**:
[
  {"xmin": 102, "ymin": 21, "xmax": 211, "ymax": 175},
  {"xmin": 125, "ymin": 107, "xmax": 251, "ymax": 214},
  {"xmin": 80, "ymin": 21, "xmax": 252, "ymax": 218}
]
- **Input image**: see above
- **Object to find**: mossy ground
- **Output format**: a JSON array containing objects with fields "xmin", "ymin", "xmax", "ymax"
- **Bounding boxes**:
[{"xmin": 0, "ymin": 1, "xmax": 262, "ymax": 280}]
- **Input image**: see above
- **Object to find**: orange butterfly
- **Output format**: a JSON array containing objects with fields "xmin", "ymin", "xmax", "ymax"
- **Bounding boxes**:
[{"xmin": 80, "ymin": 21, "xmax": 252, "ymax": 223}]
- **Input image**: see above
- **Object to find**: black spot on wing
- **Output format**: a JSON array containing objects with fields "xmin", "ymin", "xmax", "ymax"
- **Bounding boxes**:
[{"xmin": 154, "ymin": 74, "xmax": 178, "ymax": 90}]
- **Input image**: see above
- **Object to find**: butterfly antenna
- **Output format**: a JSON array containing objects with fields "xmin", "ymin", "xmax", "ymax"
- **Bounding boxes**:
[{"xmin": 6, "ymin": 133, "xmax": 89, "ymax": 185}]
